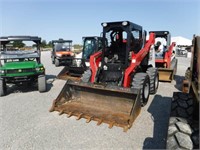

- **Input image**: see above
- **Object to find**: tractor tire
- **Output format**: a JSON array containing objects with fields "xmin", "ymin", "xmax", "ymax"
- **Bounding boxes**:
[
  {"xmin": 171, "ymin": 92, "xmax": 193, "ymax": 120},
  {"xmin": 52, "ymin": 58, "xmax": 55, "ymax": 64},
  {"xmin": 38, "ymin": 75, "xmax": 47, "ymax": 92},
  {"xmin": 131, "ymin": 73, "xmax": 150, "ymax": 107},
  {"xmin": 146, "ymin": 67, "xmax": 159, "ymax": 94},
  {"xmin": 55, "ymin": 59, "xmax": 60, "ymax": 67},
  {"xmin": 81, "ymin": 69, "xmax": 91, "ymax": 83},
  {"xmin": 167, "ymin": 117, "xmax": 193, "ymax": 150},
  {"xmin": 0, "ymin": 78, "xmax": 7, "ymax": 96},
  {"xmin": 191, "ymin": 129, "xmax": 199, "ymax": 149}
]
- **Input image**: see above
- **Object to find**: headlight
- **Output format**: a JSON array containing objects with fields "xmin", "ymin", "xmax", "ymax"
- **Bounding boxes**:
[
  {"xmin": 122, "ymin": 21, "xmax": 128, "ymax": 26},
  {"xmin": 56, "ymin": 53, "xmax": 62, "ymax": 57},
  {"xmin": 103, "ymin": 65, "xmax": 108, "ymax": 70},
  {"xmin": 36, "ymin": 67, "xmax": 44, "ymax": 71},
  {"xmin": 0, "ymin": 70, "xmax": 5, "ymax": 74},
  {"xmin": 102, "ymin": 23, "xmax": 107, "ymax": 27}
]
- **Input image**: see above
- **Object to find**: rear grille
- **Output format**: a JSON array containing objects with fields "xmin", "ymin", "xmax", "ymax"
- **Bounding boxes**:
[{"xmin": 7, "ymin": 68, "xmax": 35, "ymax": 74}]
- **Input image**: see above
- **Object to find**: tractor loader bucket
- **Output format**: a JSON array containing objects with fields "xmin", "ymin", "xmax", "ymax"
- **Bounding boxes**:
[
  {"xmin": 57, "ymin": 66, "xmax": 85, "ymax": 81},
  {"xmin": 49, "ymin": 80, "xmax": 141, "ymax": 132},
  {"xmin": 57, "ymin": 66, "xmax": 69, "ymax": 80},
  {"xmin": 158, "ymin": 58, "xmax": 178, "ymax": 82}
]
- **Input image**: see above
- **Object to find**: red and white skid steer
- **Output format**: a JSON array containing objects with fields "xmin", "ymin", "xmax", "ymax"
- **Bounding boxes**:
[{"xmin": 50, "ymin": 21, "xmax": 159, "ymax": 132}]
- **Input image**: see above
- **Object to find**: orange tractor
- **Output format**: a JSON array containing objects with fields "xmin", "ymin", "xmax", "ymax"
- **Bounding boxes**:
[{"xmin": 50, "ymin": 21, "xmax": 159, "ymax": 131}]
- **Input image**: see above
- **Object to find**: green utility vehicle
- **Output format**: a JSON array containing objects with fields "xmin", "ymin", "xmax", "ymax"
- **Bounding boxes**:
[{"xmin": 0, "ymin": 36, "xmax": 47, "ymax": 96}]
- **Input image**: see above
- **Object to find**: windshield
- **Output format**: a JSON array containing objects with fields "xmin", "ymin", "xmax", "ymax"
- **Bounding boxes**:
[
  {"xmin": 82, "ymin": 39, "xmax": 97, "ymax": 59},
  {"xmin": 54, "ymin": 42, "xmax": 72, "ymax": 52},
  {"xmin": 103, "ymin": 28, "xmax": 128, "ymax": 63},
  {"xmin": 0, "ymin": 50, "xmax": 39, "ymax": 60}
]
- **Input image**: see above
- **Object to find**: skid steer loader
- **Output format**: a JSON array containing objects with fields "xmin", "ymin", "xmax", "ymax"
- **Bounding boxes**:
[
  {"xmin": 50, "ymin": 21, "xmax": 159, "ymax": 131},
  {"xmin": 57, "ymin": 36, "xmax": 103, "ymax": 81},
  {"xmin": 149, "ymin": 31, "xmax": 178, "ymax": 81}
]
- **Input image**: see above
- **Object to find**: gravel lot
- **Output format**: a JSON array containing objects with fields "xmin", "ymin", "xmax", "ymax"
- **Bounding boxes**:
[{"xmin": 0, "ymin": 51, "xmax": 191, "ymax": 150}]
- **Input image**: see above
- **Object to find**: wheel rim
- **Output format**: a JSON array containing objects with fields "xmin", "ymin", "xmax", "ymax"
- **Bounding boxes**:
[
  {"xmin": 155, "ymin": 74, "xmax": 159, "ymax": 90},
  {"xmin": 144, "ymin": 82, "xmax": 149, "ymax": 99}
]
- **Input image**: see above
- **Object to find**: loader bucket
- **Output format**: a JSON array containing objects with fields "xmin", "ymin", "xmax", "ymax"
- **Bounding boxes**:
[
  {"xmin": 158, "ymin": 58, "xmax": 178, "ymax": 82},
  {"xmin": 49, "ymin": 80, "xmax": 141, "ymax": 132},
  {"xmin": 57, "ymin": 66, "xmax": 85, "ymax": 81}
]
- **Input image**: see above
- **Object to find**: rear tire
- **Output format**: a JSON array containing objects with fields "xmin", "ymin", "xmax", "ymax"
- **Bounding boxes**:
[
  {"xmin": 55, "ymin": 59, "xmax": 60, "ymax": 67},
  {"xmin": 0, "ymin": 78, "xmax": 6, "ymax": 96},
  {"xmin": 81, "ymin": 69, "xmax": 91, "ymax": 83},
  {"xmin": 146, "ymin": 67, "xmax": 159, "ymax": 94},
  {"xmin": 132, "ymin": 73, "xmax": 150, "ymax": 107},
  {"xmin": 38, "ymin": 75, "xmax": 47, "ymax": 92},
  {"xmin": 167, "ymin": 117, "xmax": 193, "ymax": 150}
]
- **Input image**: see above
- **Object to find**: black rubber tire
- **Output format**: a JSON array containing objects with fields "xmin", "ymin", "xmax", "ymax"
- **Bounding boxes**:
[
  {"xmin": 191, "ymin": 129, "xmax": 199, "ymax": 149},
  {"xmin": 55, "ymin": 59, "xmax": 60, "ymax": 67},
  {"xmin": 0, "ymin": 78, "xmax": 6, "ymax": 96},
  {"xmin": 81, "ymin": 69, "xmax": 91, "ymax": 83},
  {"xmin": 131, "ymin": 73, "xmax": 150, "ymax": 107},
  {"xmin": 167, "ymin": 117, "xmax": 193, "ymax": 150},
  {"xmin": 171, "ymin": 92, "xmax": 194, "ymax": 120},
  {"xmin": 52, "ymin": 57, "xmax": 55, "ymax": 64},
  {"xmin": 38, "ymin": 75, "xmax": 47, "ymax": 92},
  {"xmin": 146, "ymin": 67, "xmax": 159, "ymax": 94}
]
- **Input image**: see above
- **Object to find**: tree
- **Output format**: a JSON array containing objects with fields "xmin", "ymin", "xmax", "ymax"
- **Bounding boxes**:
[
  {"xmin": 40, "ymin": 40, "xmax": 47, "ymax": 48},
  {"xmin": 47, "ymin": 41, "xmax": 52, "ymax": 47},
  {"xmin": 12, "ymin": 41, "xmax": 25, "ymax": 48},
  {"xmin": 73, "ymin": 44, "xmax": 83, "ymax": 50}
]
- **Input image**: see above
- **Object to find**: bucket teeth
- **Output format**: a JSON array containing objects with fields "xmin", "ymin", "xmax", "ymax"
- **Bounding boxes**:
[
  {"xmin": 108, "ymin": 122, "xmax": 115, "ymax": 129},
  {"xmin": 97, "ymin": 119, "xmax": 103, "ymax": 126},
  {"xmin": 86, "ymin": 116, "xmax": 93, "ymax": 123},
  {"xmin": 123, "ymin": 126, "xmax": 129, "ymax": 132},
  {"xmin": 76, "ymin": 113, "xmax": 83, "ymax": 120},
  {"xmin": 67, "ymin": 112, "xmax": 73, "ymax": 118},
  {"xmin": 59, "ymin": 110, "xmax": 64, "ymax": 115}
]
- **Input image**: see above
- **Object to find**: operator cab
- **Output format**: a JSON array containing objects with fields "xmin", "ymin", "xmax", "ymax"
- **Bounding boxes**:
[
  {"xmin": 98, "ymin": 21, "xmax": 146, "ymax": 85},
  {"xmin": 149, "ymin": 31, "xmax": 171, "ymax": 59},
  {"xmin": 53, "ymin": 39, "xmax": 72, "ymax": 52},
  {"xmin": 82, "ymin": 37, "xmax": 103, "ymax": 60}
]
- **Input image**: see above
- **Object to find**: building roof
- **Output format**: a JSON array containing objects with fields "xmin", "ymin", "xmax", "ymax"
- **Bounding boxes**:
[{"xmin": 171, "ymin": 36, "xmax": 192, "ymax": 46}]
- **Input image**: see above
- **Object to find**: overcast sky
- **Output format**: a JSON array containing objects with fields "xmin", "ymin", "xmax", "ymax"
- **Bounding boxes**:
[{"xmin": 1, "ymin": 0, "xmax": 200, "ymax": 44}]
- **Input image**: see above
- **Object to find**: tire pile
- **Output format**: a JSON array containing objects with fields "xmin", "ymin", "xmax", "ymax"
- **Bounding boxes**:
[{"xmin": 166, "ymin": 92, "xmax": 199, "ymax": 150}]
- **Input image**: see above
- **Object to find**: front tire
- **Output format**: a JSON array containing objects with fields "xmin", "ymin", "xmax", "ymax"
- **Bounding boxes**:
[
  {"xmin": 81, "ymin": 69, "xmax": 91, "ymax": 83},
  {"xmin": 55, "ymin": 59, "xmax": 60, "ymax": 67},
  {"xmin": 132, "ymin": 73, "xmax": 150, "ymax": 107},
  {"xmin": 0, "ymin": 78, "xmax": 7, "ymax": 96},
  {"xmin": 147, "ymin": 67, "xmax": 159, "ymax": 94},
  {"xmin": 38, "ymin": 75, "xmax": 47, "ymax": 92},
  {"xmin": 52, "ymin": 57, "xmax": 55, "ymax": 64}
]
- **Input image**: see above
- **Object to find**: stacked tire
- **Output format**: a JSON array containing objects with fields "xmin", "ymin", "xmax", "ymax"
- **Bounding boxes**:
[{"xmin": 166, "ymin": 92, "xmax": 199, "ymax": 149}]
